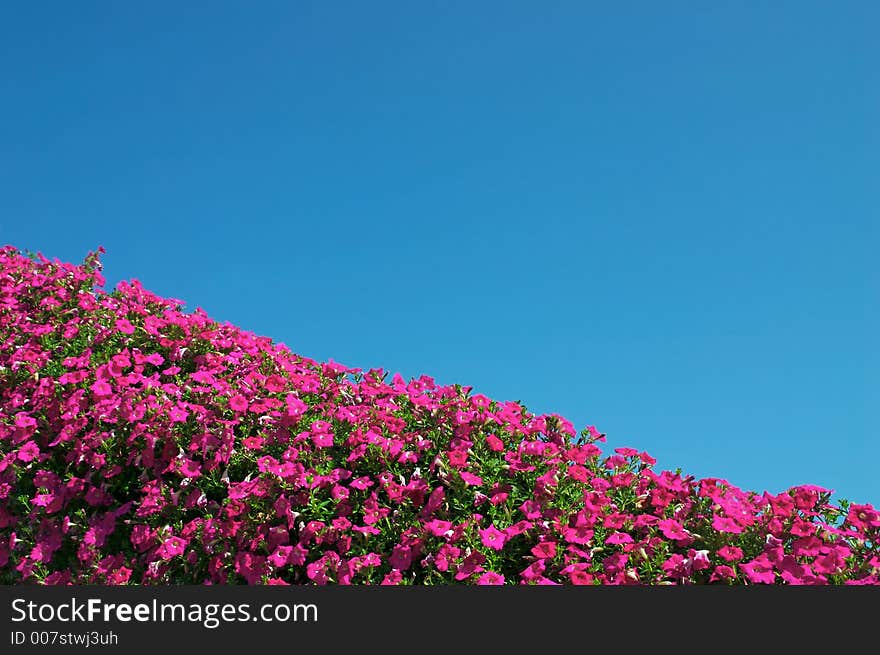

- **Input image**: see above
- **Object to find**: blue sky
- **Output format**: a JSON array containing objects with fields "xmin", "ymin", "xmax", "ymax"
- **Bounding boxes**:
[{"xmin": 1, "ymin": 2, "xmax": 877, "ymax": 505}]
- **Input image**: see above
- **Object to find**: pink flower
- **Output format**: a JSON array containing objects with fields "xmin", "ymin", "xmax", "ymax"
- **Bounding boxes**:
[
  {"xmin": 605, "ymin": 532, "xmax": 633, "ymax": 546},
  {"xmin": 567, "ymin": 465, "xmax": 589, "ymax": 482},
  {"xmin": 479, "ymin": 525, "xmax": 507, "ymax": 551},
  {"xmin": 285, "ymin": 395, "xmax": 307, "ymax": 418},
  {"xmin": 710, "ymin": 565, "xmax": 736, "ymax": 582},
  {"xmin": 31, "ymin": 493, "xmax": 54, "ymax": 507},
  {"xmin": 740, "ymin": 557, "xmax": 775, "ymax": 584},
  {"xmin": 107, "ymin": 567, "xmax": 132, "ymax": 584},
  {"xmin": 711, "ymin": 514, "xmax": 744, "ymax": 534},
  {"xmin": 168, "ymin": 406, "xmax": 189, "ymax": 423},
  {"xmin": 521, "ymin": 559, "xmax": 546, "ymax": 582},
  {"xmin": 350, "ymin": 476, "xmax": 373, "ymax": 491},
  {"xmin": 477, "ymin": 571, "xmax": 505, "ymax": 585},
  {"xmin": 792, "ymin": 536, "xmax": 823, "ymax": 557},
  {"xmin": 229, "ymin": 394, "xmax": 249, "ymax": 412},
  {"xmin": 658, "ymin": 519, "xmax": 693, "ymax": 545},
  {"xmin": 519, "ymin": 500, "xmax": 542, "ymax": 520},
  {"xmin": 685, "ymin": 549, "xmax": 711, "ymax": 572},
  {"xmin": 790, "ymin": 519, "xmax": 815, "ymax": 538},
  {"xmin": 157, "ymin": 536, "xmax": 187, "ymax": 560},
  {"xmin": 813, "ymin": 550, "xmax": 846, "ymax": 575},
  {"xmin": 486, "ymin": 435, "xmax": 504, "ymax": 452},
  {"xmin": 424, "ymin": 520, "xmax": 453, "ymax": 537},
  {"xmin": 455, "ymin": 552, "xmax": 486, "ymax": 581},
  {"xmin": 130, "ymin": 525, "xmax": 155, "ymax": 553},
  {"xmin": 311, "ymin": 431, "xmax": 334, "ymax": 448},
  {"xmin": 268, "ymin": 546, "xmax": 293, "ymax": 568},
  {"xmin": 265, "ymin": 375, "xmax": 286, "ymax": 393},
  {"xmin": 531, "ymin": 542, "xmax": 557, "ymax": 559},
  {"xmin": 717, "ymin": 545, "xmax": 744, "ymax": 562},
  {"xmin": 389, "ymin": 544, "xmax": 413, "ymax": 571},
  {"xmin": 848, "ymin": 504, "xmax": 880, "ymax": 530},
  {"xmin": 14, "ymin": 413, "xmax": 37, "ymax": 429},
  {"xmin": 236, "ymin": 552, "xmax": 268, "ymax": 584},
  {"xmin": 243, "ymin": 436, "xmax": 265, "ymax": 450},
  {"xmin": 17, "ymin": 442, "xmax": 40, "ymax": 462},
  {"xmin": 115, "ymin": 318, "xmax": 135, "ymax": 334},
  {"xmin": 447, "ymin": 450, "xmax": 468, "ymax": 468},
  {"xmin": 179, "ymin": 458, "xmax": 201, "ymax": 478},
  {"xmin": 90, "ymin": 380, "xmax": 113, "ymax": 397},
  {"xmin": 777, "ymin": 556, "xmax": 810, "ymax": 584},
  {"xmin": 504, "ymin": 521, "xmax": 533, "ymax": 539},
  {"xmin": 570, "ymin": 569, "xmax": 594, "ymax": 585},
  {"xmin": 662, "ymin": 554, "xmax": 685, "ymax": 577},
  {"xmin": 109, "ymin": 354, "xmax": 131, "ymax": 375},
  {"xmin": 381, "ymin": 570, "xmax": 403, "ymax": 585},
  {"xmin": 144, "ymin": 352, "xmax": 164, "ymax": 366},
  {"xmin": 562, "ymin": 525, "xmax": 594, "ymax": 545},
  {"xmin": 459, "ymin": 471, "xmax": 483, "ymax": 486}
]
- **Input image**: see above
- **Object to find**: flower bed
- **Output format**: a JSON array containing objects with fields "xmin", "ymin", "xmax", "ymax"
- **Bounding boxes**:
[{"xmin": 1, "ymin": 246, "xmax": 877, "ymax": 584}]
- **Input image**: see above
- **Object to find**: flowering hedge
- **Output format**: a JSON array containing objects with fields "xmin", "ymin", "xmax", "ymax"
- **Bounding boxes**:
[{"xmin": 0, "ymin": 246, "xmax": 877, "ymax": 585}]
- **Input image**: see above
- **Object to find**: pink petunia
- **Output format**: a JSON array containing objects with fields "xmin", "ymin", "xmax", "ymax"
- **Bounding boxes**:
[
  {"xmin": 791, "ymin": 536, "xmax": 823, "ymax": 558},
  {"xmin": 605, "ymin": 532, "xmax": 634, "ymax": 546},
  {"xmin": 813, "ymin": 550, "xmax": 846, "ymax": 575},
  {"xmin": 790, "ymin": 519, "xmax": 815, "ymax": 538},
  {"xmin": 268, "ymin": 546, "xmax": 293, "ymax": 568},
  {"xmin": 455, "ymin": 552, "xmax": 486, "ymax": 581},
  {"xmin": 229, "ymin": 394, "xmax": 249, "ymax": 412},
  {"xmin": 381, "ymin": 570, "xmax": 403, "ymax": 585},
  {"xmin": 685, "ymin": 549, "xmax": 711, "ymax": 572},
  {"xmin": 285, "ymin": 395, "xmax": 307, "ymax": 418},
  {"xmin": 17, "ymin": 441, "xmax": 40, "ymax": 462},
  {"xmin": 459, "ymin": 471, "xmax": 483, "ymax": 486},
  {"xmin": 567, "ymin": 465, "xmax": 589, "ymax": 483},
  {"xmin": 658, "ymin": 518, "xmax": 693, "ymax": 544},
  {"xmin": 662, "ymin": 553, "xmax": 685, "ymax": 577},
  {"xmin": 90, "ymin": 380, "xmax": 113, "ymax": 397},
  {"xmin": 115, "ymin": 318, "xmax": 136, "ymax": 334},
  {"xmin": 14, "ymin": 413, "xmax": 37, "ymax": 429},
  {"xmin": 848, "ymin": 504, "xmax": 880, "ymax": 530},
  {"xmin": 477, "ymin": 571, "xmax": 505, "ymax": 585},
  {"xmin": 717, "ymin": 545, "xmax": 744, "ymax": 562},
  {"xmin": 740, "ymin": 557, "xmax": 776, "ymax": 584},
  {"xmin": 504, "ymin": 521, "xmax": 534, "ymax": 539},
  {"xmin": 350, "ymin": 476, "xmax": 373, "ymax": 490},
  {"xmin": 265, "ymin": 375, "xmax": 286, "ymax": 393},
  {"xmin": 479, "ymin": 525, "xmax": 507, "ymax": 551},
  {"xmin": 111, "ymin": 353, "xmax": 131, "ymax": 371},
  {"xmin": 569, "ymin": 569, "xmax": 594, "ymax": 585},
  {"xmin": 485, "ymin": 435, "xmax": 504, "ymax": 452},
  {"xmin": 31, "ymin": 493, "xmax": 54, "ymax": 507},
  {"xmin": 144, "ymin": 352, "xmax": 164, "ymax": 366},
  {"xmin": 531, "ymin": 542, "xmax": 557, "ymax": 559},
  {"xmin": 168, "ymin": 406, "xmax": 189, "ymax": 423},
  {"xmin": 311, "ymin": 431, "xmax": 334, "ymax": 448},
  {"xmin": 389, "ymin": 544, "xmax": 413, "ymax": 571},
  {"xmin": 710, "ymin": 565, "xmax": 737, "ymax": 582},
  {"xmin": 562, "ymin": 525, "xmax": 594, "ymax": 545},
  {"xmin": 777, "ymin": 555, "xmax": 810, "ymax": 584},
  {"xmin": 157, "ymin": 536, "xmax": 187, "ymax": 560},
  {"xmin": 424, "ymin": 520, "xmax": 454, "ymax": 537},
  {"xmin": 447, "ymin": 450, "xmax": 468, "ymax": 468},
  {"xmin": 242, "ymin": 436, "xmax": 265, "ymax": 450},
  {"xmin": 179, "ymin": 458, "xmax": 201, "ymax": 478},
  {"xmin": 520, "ymin": 559, "xmax": 546, "ymax": 582}
]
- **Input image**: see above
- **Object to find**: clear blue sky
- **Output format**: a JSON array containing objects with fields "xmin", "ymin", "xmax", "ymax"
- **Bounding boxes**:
[{"xmin": 1, "ymin": 2, "xmax": 877, "ymax": 505}]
